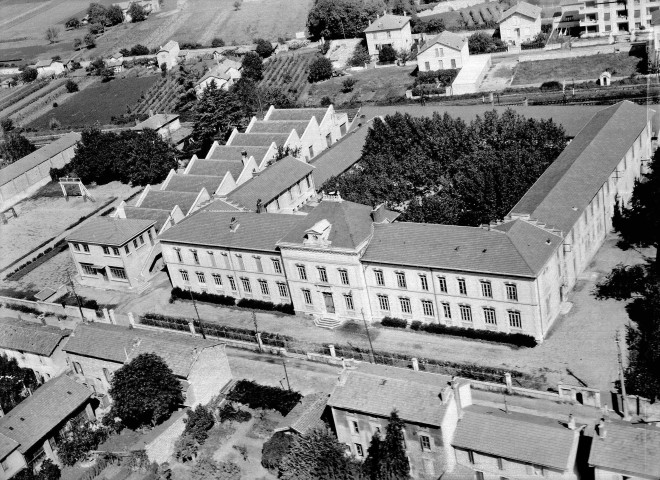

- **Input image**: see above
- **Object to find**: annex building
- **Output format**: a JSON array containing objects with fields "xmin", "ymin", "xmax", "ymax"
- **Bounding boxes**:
[{"xmin": 157, "ymin": 101, "xmax": 651, "ymax": 342}]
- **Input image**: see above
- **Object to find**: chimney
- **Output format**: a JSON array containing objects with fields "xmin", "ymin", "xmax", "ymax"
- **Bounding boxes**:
[
  {"xmin": 567, "ymin": 414, "xmax": 576, "ymax": 430},
  {"xmin": 241, "ymin": 150, "xmax": 249, "ymax": 165},
  {"xmin": 451, "ymin": 377, "xmax": 472, "ymax": 419},
  {"xmin": 229, "ymin": 216, "xmax": 239, "ymax": 232},
  {"xmin": 596, "ymin": 418, "xmax": 607, "ymax": 438},
  {"xmin": 370, "ymin": 203, "xmax": 387, "ymax": 223},
  {"xmin": 256, "ymin": 199, "xmax": 263, "ymax": 213}
]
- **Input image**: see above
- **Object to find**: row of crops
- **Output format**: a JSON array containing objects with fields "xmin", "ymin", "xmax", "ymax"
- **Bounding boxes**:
[
  {"xmin": 132, "ymin": 76, "xmax": 183, "ymax": 115},
  {"xmin": 0, "ymin": 80, "xmax": 50, "ymax": 115},
  {"xmin": 259, "ymin": 52, "xmax": 318, "ymax": 99},
  {"xmin": 433, "ymin": 1, "xmax": 509, "ymax": 30}
]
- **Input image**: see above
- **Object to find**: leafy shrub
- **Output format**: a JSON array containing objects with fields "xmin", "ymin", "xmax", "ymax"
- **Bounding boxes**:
[
  {"xmin": 261, "ymin": 432, "xmax": 294, "ymax": 472},
  {"xmin": 380, "ymin": 316, "xmax": 408, "ymax": 329},
  {"xmin": 416, "ymin": 70, "xmax": 438, "ymax": 85},
  {"xmin": 170, "ymin": 287, "xmax": 236, "ymax": 306},
  {"xmin": 378, "ymin": 44, "xmax": 397, "ymax": 63},
  {"xmin": 419, "ymin": 322, "xmax": 537, "ymax": 347},
  {"xmin": 226, "ymin": 380, "xmax": 302, "ymax": 415},
  {"xmin": 308, "ymin": 56, "xmax": 333, "ymax": 82},
  {"xmin": 437, "ymin": 68, "xmax": 459, "ymax": 86},
  {"xmin": 318, "ymin": 41, "xmax": 330, "ymax": 55},
  {"xmin": 236, "ymin": 298, "xmax": 294, "ymax": 314},
  {"xmin": 540, "ymin": 80, "xmax": 562, "ymax": 91},
  {"xmin": 288, "ymin": 39, "xmax": 309, "ymax": 50},
  {"xmin": 348, "ymin": 44, "xmax": 370, "ymax": 67},
  {"xmin": 174, "ymin": 434, "xmax": 198, "ymax": 463},
  {"xmin": 320, "ymin": 96, "xmax": 332, "ymax": 106},
  {"xmin": 65, "ymin": 80, "xmax": 79, "ymax": 93},
  {"xmin": 57, "ymin": 421, "xmax": 109, "ymax": 466},
  {"xmin": 341, "ymin": 77, "xmax": 357, "ymax": 93},
  {"xmin": 218, "ymin": 402, "xmax": 252, "ymax": 423},
  {"xmin": 255, "ymin": 38, "xmax": 274, "ymax": 58},
  {"xmin": 410, "ymin": 320, "xmax": 423, "ymax": 331},
  {"xmin": 211, "ymin": 37, "xmax": 225, "ymax": 48},
  {"xmin": 183, "ymin": 405, "xmax": 214, "ymax": 444},
  {"xmin": 4, "ymin": 303, "xmax": 42, "ymax": 316}
]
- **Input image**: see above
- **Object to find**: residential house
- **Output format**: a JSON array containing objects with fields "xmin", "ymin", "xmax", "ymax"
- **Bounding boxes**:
[
  {"xmin": 194, "ymin": 58, "xmax": 242, "ymax": 95},
  {"xmin": 66, "ymin": 217, "xmax": 158, "ymax": 290},
  {"xmin": 63, "ymin": 322, "xmax": 232, "ymax": 407},
  {"xmin": 499, "ymin": 1, "xmax": 543, "ymax": 45},
  {"xmin": 34, "ymin": 60, "xmax": 65, "ymax": 78},
  {"xmin": 273, "ymin": 392, "xmax": 330, "ymax": 436},
  {"xmin": 106, "ymin": 56, "xmax": 124, "ymax": 73},
  {"xmin": 559, "ymin": 0, "xmax": 659, "ymax": 36},
  {"xmin": 328, "ymin": 367, "xmax": 472, "ymax": 478},
  {"xmin": 452, "ymin": 404, "xmax": 581, "ymax": 479},
  {"xmin": 132, "ymin": 113, "xmax": 181, "ymax": 140},
  {"xmin": 0, "ymin": 319, "xmax": 70, "ymax": 383},
  {"xmin": 588, "ymin": 420, "xmax": 660, "ymax": 480},
  {"xmin": 277, "ymin": 195, "xmax": 398, "ymax": 326},
  {"xmin": 113, "ymin": 0, "xmax": 159, "ymax": 22},
  {"xmin": 0, "ymin": 376, "xmax": 94, "ymax": 478},
  {"xmin": 157, "ymin": 40, "xmax": 180, "ymax": 70},
  {"xmin": 364, "ymin": 13, "xmax": 413, "ymax": 58},
  {"xmin": 0, "ymin": 132, "xmax": 80, "ymax": 211},
  {"xmin": 416, "ymin": 31, "xmax": 469, "ymax": 72},
  {"xmin": 158, "ymin": 211, "xmax": 300, "ymax": 303},
  {"xmin": 650, "ymin": 9, "xmax": 660, "ymax": 64}
]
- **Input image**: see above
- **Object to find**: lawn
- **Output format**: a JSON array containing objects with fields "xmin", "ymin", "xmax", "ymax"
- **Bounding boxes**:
[
  {"xmin": 27, "ymin": 75, "xmax": 159, "ymax": 129},
  {"xmin": 511, "ymin": 50, "xmax": 646, "ymax": 86},
  {"xmin": 303, "ymin": 65, "xmax": 417, "ymax": 106}
]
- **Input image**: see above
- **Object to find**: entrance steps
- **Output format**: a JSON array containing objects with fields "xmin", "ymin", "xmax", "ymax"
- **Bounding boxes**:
[{"xmin": 313, "ymin": 316, "xmax": 344, "ymax": 330}]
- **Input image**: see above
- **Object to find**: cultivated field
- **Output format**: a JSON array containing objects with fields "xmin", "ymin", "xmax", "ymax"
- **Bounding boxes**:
[
  {"xmin": 27, "ymin": 75, "xmax": 159, "ymax": 129},
  {"xmin": 511, "ymin": 51, "xmax": 646, "ymax": 85},
  {"xmin": 303, "ymin": 65, "xmax": 416, "ymax": 106},
  {"xmin": 259, "ymin": 52, "xmax": 318, "ymax": 99}
]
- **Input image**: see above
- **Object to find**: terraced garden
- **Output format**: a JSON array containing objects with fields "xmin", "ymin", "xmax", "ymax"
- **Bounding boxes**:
[
  {"xmin": 131, "ymin": 76, "xmax": 184, "ymax": 115},
  {"xmin": 259, "ymin": 52, "xmax": 319, "ymax": 99},
  {"xmin": 424, "ymin": 1, "xmax": 510, "ymax": 30}
]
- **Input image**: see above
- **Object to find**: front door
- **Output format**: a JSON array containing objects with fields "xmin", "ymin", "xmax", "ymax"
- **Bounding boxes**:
[
  {"xmin": 323, "ymin": 292, "xmax": 335, "ymax": 314},
  {"xmin": 99, "ymin": 267, "xmax": 108, "ymax": 281}
]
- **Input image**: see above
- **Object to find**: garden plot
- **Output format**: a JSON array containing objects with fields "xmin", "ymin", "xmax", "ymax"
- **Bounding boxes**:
[{"xmin": 259, "ymin": 52, "xmax": 318, "ymax": 100}]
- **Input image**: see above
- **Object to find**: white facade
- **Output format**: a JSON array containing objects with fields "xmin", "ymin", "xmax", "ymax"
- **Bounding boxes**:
[
  {"xmin": 560, "ymin": 0, "xmax": 659, "ymax": 36},
  {"xmin": 500, "ymin": 12, "xmax": 542, "ymax": 44},
  {"xmin": 35, "ymin": 61, "xmax": 65, "ymax": 78},
  {"xmin": 417, "ymin": 39, "xmax": 469, "ymax": 72},
  {"xmin": 364, "ymin": 15, "xmax": 413, "ymax": 57}
]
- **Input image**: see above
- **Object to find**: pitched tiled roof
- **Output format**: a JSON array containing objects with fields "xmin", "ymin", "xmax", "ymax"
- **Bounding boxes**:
[
  {"xmin": 165, "ymin": 174, "xmax": 224, "ymax": 193},
  {"xmin": 248, "ymin": 120, "xmax": 310, "ymax": 135},
  {"xmin": 229, "ymin": 132, "xmax": 290, "ymax": 147},
  {"xmin": 139, "ymin": 190, "xmax": 200, "ymax": 213},
  {"xmin": 207, "ymin": 145, "xmax": 271, "ymax": 162},
  {"xmin": 362, "ymin": 220, "xmax": 562, "ymax": 277},
  {"xmin": 200, "ymin": 199, "xmax": 241, "ymax": 211},
  {"xmin": 160, "ymin": 40, "xmax": 179, "ymax": 52},
  {"xmin": 267, "ymin": 108, "xmax": 328, "ymax": 122},
  {"xmin": 187, "ymin": 159, "xmax": 244, "ymax": 178},
  {"xmin": 0, "ymin": 375, "xmax": 92, "ymax": 454},
  {"xmin": 419, "ymin": 30, "xmax": 466, "ymax": 55},
  {"xmin": 0, "ymin": 433, "xmax": 19, "ymax": 461},
  {"xmin": 588, "ymin": 422, "xmax": 660, "ymax": 478},
  {"xmin": 0, "ymin": 318, "xmax": 70, "ymax": 356},
  {"xmin": 328, "ymin": 371, "xmax": 449, "ymax": 426},
  {"xmin": 311, "ymin": 123, "xmax": 369, "ymax": 187},
  {"xmin": 35, "ymin": 59, "xmax": 55, "ymax": 68},
  {"xmin": 159, "ymin": 211, "xmax": 301, "ymax": 252},
  {"xmin": 500, "ymin": 1, "xmax": 542, "ymax": 21},
  {"xmin": 122, "ymin": 207, "xmax": 172, "ymax": 232},
  {"xmin": 63, "ymin": 323, "xmax": 221, "ymax": 378},
  {"xmin": 275, "ymin": 392, "xmax": 329, "ymax": 435},
  {"xmin": 358, "ymin": 104, "xmax": 605, "ymax": 137},
  {"xmin": 227, "ymin": 156, "xmax": 314, "ymax": 210},
  {"xmin": 133, "ymin": 114, "xmax": 178, "ymax": 131},
  {"xmin": 66, "ymin": 217, "xmax": 155, "ymax": 246},
  {"xmin": 452, "ymin": 405, "xmax": 579, "ymax": 471},
  {"xmin": 511, "ymin": 101, "xmax": 649, "ymax": 234},
  {"xmin": 0, "ymin": 132, "xmax": 81, "ymax": 187},
  {"xmin": 364, "ymin": 14, "xmax": 411, "ymax": 32},
  {"xmin": 278, "ymin": 199, "xmax": 397, "ymax": 250}
]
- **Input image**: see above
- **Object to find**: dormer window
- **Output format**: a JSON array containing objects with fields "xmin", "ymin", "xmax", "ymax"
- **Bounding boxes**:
[{"xmin": 303, "ymin": 219, "xmax": 332, "ymax": 246}]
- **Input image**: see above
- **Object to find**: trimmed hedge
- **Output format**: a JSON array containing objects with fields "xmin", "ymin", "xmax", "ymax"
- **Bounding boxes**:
[
  {"xmin": 3, "ymin": 303, "xmax": 42, "ymax": 316},
  {"xmin": 419, "ymin": 322, "xmax": 537, "ymax": 347},
  {"xmin": 170, "ymin": 287, "xmax": 235, "ymax": 306},
  {"xmin": 381, "ymin": 316, "xmax": 407, "ymax": 329},
  {"xmin": 226, "ymin": 380, "xmax": 302, "ymax": 416},
  {"xmin": 237, "ymin": 298, "xmax": 294, "ymax": 315},
  {"xmin": 410, "ymin": 320, "xmax": 423, "ymax": 331}
]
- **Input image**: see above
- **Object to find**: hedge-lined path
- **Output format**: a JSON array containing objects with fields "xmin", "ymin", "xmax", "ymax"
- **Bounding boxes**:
[{"xmin": 118, "ymin": 234, "xmax": 646, "ymax": 391}]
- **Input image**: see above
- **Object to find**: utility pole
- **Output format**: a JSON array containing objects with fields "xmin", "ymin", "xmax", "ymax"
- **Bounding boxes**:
[
  {"xmin": 616, "ymin": 330, "xmax": 631, "ymax": 420},
  {"xmin": 282, "ymin": 359, "xmax": 291, "ymax": 391},
  {"xmin": 361, "ymin": 309, "xmax": 376, "ymax": 364},
  {"xmin": 188, "ymin": 288, "xmax": 206, "ymax": 339},
  {"xmin": 252, "ymin": 310, "xmax": 263, "ymax": 353},
  {"xmin": 67, "ymin": 272, "xmax": 85, "ymax": 321}
]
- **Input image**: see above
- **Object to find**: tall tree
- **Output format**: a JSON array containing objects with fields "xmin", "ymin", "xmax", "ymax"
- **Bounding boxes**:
[
  {"xmin": 363, "ymin": 432, "xmax": 383, "ymax": 480},
  {"xmin": 307, "ymin": 0, "xmax": 386, "ymax": 40},
  {"xmin": 241, "ymin": 52, "xmax": 263, "ymax": 81},
  {"xmin": 127, "ymin": 3, "xmax": 147, "ymax": 22},
  {"xmin": 108, "ymin": 353, "xmax": 183, "ymax": 429},
  {"xmin": 87, "ymin": 3, "xmax": 108, "ymax": 25},
  {"xmin": 1, "ymin": 132, "xmax": 36, "ymax": 167},
  {"xmin": 106, "ymin": 5, "xmax": 124, "ymax": 25},
  {"xmin": 380, "ymin": 410, "xmax": 410, "ymax": 480},
  {"xmin": 0, "ymin": 354, "xmax": 39, "ymax": 413},
  {"xmin": 45, "ymin": 26, "xmax": 60, "ymax": 43}
]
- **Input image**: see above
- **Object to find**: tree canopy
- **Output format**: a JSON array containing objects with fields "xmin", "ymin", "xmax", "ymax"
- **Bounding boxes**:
[
  {"xmin": 308, "ymin": 56, "xmax": 333, "ymax": 83},
  {"xmin": 323, "ymin": 110, "xmax": 567, "ymax": 226},
  {"xmin": 1, "ymin": 132, "xmax": 36, "ymax": 168},
  {"xmin": 255, "ymin": 38, "xmax": 274, "ymax": 58},
  {"xmin": 54, "ymin": 127, "xmax": 178, "ymax": 186},
  {"xmin": 108, "ymin": 353, "xmax": 183, "ymax": 429},
  {"xmin": 468, "ymin": 32, "xmax": 505, "ymax": 54},
  {"xmin": 87, "ymin": 3, "xmax": 108, "ymax": 24},
  {"xmin": 362, "ymin": 410, "xmax": 410, "ymax": 480},
  {"xmin": 241, "ymin": 52, "xmax": 264, "ymax": 81},
  {"xmin": 106, "ymin": 5, "xmax": 124, "ymax": 25},
  {"xmin": 0, "ymin": 354, "xmax": 39, "ymax": 413},
  {"xmin": 21, "ymin": 67, "xmax": 38, "ymax": 83},
  {"xmin": 307, "ymin": 0, "xmax": 386, "ymax": 40},
  {"xmin": 127, "ymin": 2, "xmax": 147, "ymax": 22}
]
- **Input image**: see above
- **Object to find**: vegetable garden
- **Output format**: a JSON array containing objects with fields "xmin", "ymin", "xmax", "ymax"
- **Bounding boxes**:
[
  {"xmin": 425, "ymin": 1, "xmax": 510, "ymax": 30},
  {"xmin": 131, "ymin": 76, "xmax": 184, "ymax": 116},
  {"xmin": 259, "ymin": 52, "xmax": 318, "ymax": 99}
]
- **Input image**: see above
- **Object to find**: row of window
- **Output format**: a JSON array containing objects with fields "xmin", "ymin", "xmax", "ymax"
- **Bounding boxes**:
[
  {"xmin": 173, "ymin": 248, "xmax": 284, "ymax": 274},
  {"xmin": 301, "ymin": 288, "xmax": 355, "ymax": 310},
  {"xmin": 180, "ymin": 269, "xmax": 289, "ymax": 298},
  {"xmin": 375, "ymin": 294, "xmax": 523, "ymax": 328},
  {"xmin": 80, "ymin": 263, "xmax": 127, "ymax": 280},
  {"xmin": 297, "ymin": 264, "xmax": 350, "ymax": 285},
  {"xmin": 373, "ymin": 270, "xmax": 519, "ymax": 301},
  {"xmin": 73, "ymin": 231, "xmax": 152, "ymax": 256},
  {"xmin": 465, "ymin": 450, "xmax": 547, "ymax": 478},
  {"xmin": 350, "ymin": 418, "xmax": 432, "ymax": 454}
]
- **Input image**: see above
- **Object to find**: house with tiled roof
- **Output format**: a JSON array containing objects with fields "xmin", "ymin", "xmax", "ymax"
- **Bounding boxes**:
[
  {"xmin": 364, "ymin": 13, "xmax": 413, "ymax": 57},
  {"xmin": 328, "ymin": 369, "xmax": 472, "ymax": 478},
  {"xmin": 34, "ymin": 59, "xmax": 65, "ymax": 78},
  {"xmin": 194, "ymin": 57, "xmax": 242, "ymax": 95},
  {"xmin": 63, "ymin": 322, "xmax": 232, "ymax": 407},
  {"xmin": 452, "ymin": 404, "xmax": 581, "ymax": 479},
  {"xmin": 157, "ymin": 40, "xmax": 179, "ymax": 70},
  {"xmin": 416, "ymin": 30, "xmax": 469, "ymax": 72},
  {"xmin": 66, "ymin": 217, "xmax": 159, "ymax": 290},
  {"xmin": 499, "ymin": 1, "xmax": 542, "ymax": 45},
  {"xmin": 0, "ymin": 318, "xmax": 70, "ymax": 383},
  {"xmin": 0, "ymin": 375, "xmax": 94, "ymax": 477},
  {"xmin": 132, "ymin": 113, "xmax": 182, "ymax": 142},
  {"xmin": 274, "ymin": 392, "xmax": 330, "ymax": 436},
  {"xmin": 158, "ymin": 211, "xmax": 300, "ymax": 304}
]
